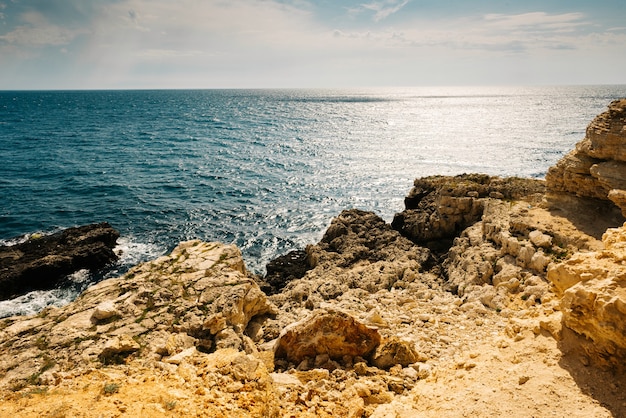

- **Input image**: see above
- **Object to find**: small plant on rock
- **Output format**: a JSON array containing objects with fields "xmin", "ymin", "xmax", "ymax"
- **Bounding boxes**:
[{"xmin": 103, "ymin": 382, "xmax": 120, "ymax": 395}]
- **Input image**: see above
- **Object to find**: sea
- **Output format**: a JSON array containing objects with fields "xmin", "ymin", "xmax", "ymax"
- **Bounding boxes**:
[{"xmin": 1, "ymin": 85, "xmax": 626, "ymax": 317}]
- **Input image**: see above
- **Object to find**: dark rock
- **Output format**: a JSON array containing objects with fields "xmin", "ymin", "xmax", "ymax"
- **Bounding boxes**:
[
  {"xmin": 263, "ymin": 250, "xmax": 310, "ymax": 295},
  {"xmin": 317, "ymin": 208, "xmax": 430, "ymax": 267},
  {"xmin": 0, "ymin": 223, "xmax": 119, "ymax": 300}
]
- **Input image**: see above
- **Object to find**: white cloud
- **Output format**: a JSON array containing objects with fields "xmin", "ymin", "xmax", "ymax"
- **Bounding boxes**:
[
  {"xmin": 138, "ymin": 48, "xmax": 204, "ymax": 58},
  {"xmin": 483, "ymin": 12, "xmax": 587, "ymax": 34},
  {"xmin": 1, "ymin": 1, "xmax": 625, "ymax": 88},
  {"xmin": 0, "ymin": 11, "xmax": 87, "ymax": 46},
  {"xmin": 330, "ymin": 11, "xmax": 597, "ymax": 54},
  {"xmin": 360, "ymin": 0, "xmax": 409, "ymax": 22}
]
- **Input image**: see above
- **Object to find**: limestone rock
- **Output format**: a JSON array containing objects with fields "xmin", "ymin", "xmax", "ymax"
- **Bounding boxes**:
[
  {"xmin": 315, "ymin": 208, "xmax": 429, "ymax": 268},
  {"xmin": 584, "ymin": 98, "xmax": 626, "ymax": 161},
  {"xmin": 529, "ymin": 230, "xmax": 553, "ymax": 248},
  {"xmin": 547, "ymin": 99, "xmax": 626, "ymax": 217},
  {"xmin": 274, "ymin": 309, "xmax": 381, "ymax": 366},
  {"xmin": 548, "ymin": 222, "xmax": 626, "ymax": 369},
  {"xmin": 91, "ymin": 300, "xmax": 120, "ymax": 321},
  {"xmin": 0, "ymin": 223, "xmax": 119, "ymax": 300},
  {"xmin": 443, "ymin": 223, "xmax": 498, "ymax": 295},
  {"xmin": 443, "ymin": 198, "xmax": 557, "ymax": 306},
  {"xmin": 371, "ymin": 337, "xmax": 420, "ymax": 369},
  {"xmin": 164, "ymin": 346, "xmax": 197, "ymax": 365},
  {"xmin": 99, "ymin": 335, "xmax": 141, "ymax": 363},
  {"xmin": 269, "ymin": 209, "xmax": 434, "ymax": 321},
  {"xmin": 0, "ymin": 240, "xmax": 276, "ymax": 386}
]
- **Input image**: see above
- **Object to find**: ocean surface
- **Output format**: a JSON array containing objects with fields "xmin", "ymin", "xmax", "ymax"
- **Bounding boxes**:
[{"xmin": 2, "ymin": 85, "xmax": 626, "ymax": 317}]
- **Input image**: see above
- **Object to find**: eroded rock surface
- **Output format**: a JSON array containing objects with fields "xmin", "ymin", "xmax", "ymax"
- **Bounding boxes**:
[
  {"xmin": 548, "ymin": 223, "xmax": 626, "ymax": 369},
  {"xmin": 269, "ymin": 208, "xmax": 436, "ymax": 326},
  {"xmin": 0, "ymin": 240, "xmax": 276, "ymax": 387}
]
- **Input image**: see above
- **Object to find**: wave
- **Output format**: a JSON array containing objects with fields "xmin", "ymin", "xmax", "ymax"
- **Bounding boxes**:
[{"xmin": 0, "ymin": 235, "xmax": 165, "ymax": 318}]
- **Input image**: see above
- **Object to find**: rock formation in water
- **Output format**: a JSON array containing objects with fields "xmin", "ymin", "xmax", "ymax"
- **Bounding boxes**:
[
  {"xmin": 2, "ymin": 101, "xmax": 626, "ymax": 417},
  {"xmin": 0, "ymin": 222, "xmax": 119, "ymax": 300}
]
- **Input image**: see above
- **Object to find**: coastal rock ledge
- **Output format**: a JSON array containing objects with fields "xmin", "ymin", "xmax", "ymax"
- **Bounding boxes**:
[{"xmin": 2, "ymin": 100, "xmax": 626, "ymax": 417}]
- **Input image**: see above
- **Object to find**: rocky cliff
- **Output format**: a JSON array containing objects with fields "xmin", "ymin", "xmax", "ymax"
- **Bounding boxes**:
[
  {"xmin": 1, "ymin": 101, "xmax": 626, "ymax": 417},
  {"xmin": 546, "ymin": 99, "xmax": 626, "ymax": 216}
]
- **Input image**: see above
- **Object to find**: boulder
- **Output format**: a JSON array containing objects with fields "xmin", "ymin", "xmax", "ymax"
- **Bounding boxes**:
[
  {"xmin": 274, "ymin": 309, "xmax": 381, "ymax": 366},
  {"xmin": 370, "ymin": 337, "xmax": 420, "ymax": 369},
  {"xmin": 0, "ymin": 223, "xmax": 119, "ymax": 300}
]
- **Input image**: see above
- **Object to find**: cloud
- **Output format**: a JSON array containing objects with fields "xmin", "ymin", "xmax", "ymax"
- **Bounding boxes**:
[
  {"xmin": 0, "ymin": 11, "xmax": 87, "ymax": 47},
  {"xmin": 483, "ymin": 12, "xmax": 587, "ymax": 34},
  {"xmin": 1, "ymin": 1, "xmax": 625, "ymax": 88},
  {"xmin": 331, "ymin": 11, "xmax": 593, "ymax": 54},
  {"xmin": 360, "ymin": 0, "xmax": 409, "ymax": 22},
  {"xmin": 138, "ymin": 48, "xmax": 204, "ymax": 58}
]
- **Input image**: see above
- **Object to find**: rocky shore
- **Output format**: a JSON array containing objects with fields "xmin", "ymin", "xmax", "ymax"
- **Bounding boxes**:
[
  {"xmin": 1, "ymin": 100, "xmax": 626, "ymax": 417},
  {"xmin": 0, "ymin": 223, "xmax": 119, "ymax": 301}
]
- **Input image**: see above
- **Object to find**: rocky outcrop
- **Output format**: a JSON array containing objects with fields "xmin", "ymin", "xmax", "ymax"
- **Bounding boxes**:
[
  {"xmin": 0, "ymin": 240, "xmax": 276, "ymax": 387},
  {"xmin": 547, "ymin": 99, "xmax": 626, "ymax": 216},
  {"xmin": 0, "ymin": 223, "xmax": 120, "ymax": 300},
  {"xmin": 269, "ymin": 209, "xmax": 435, "ymax": 320},
  {"xmin": 541, "ymin": 98, "xmax": 626, "ymax": 370},
  {"xmin": 391, "ymin": 174, "xmax": 545, "ymax": 249},
  {"xmin": 547, "ymin": 223, "xmax": 626, "ymax": 369}
]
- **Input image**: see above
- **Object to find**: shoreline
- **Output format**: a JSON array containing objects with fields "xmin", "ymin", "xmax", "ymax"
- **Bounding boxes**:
[{"xmin": 1, "ymin": 99, "xmax": 626, "ymax": 416}]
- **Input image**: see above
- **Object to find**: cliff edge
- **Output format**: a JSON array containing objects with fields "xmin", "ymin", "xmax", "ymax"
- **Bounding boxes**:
[{"xmin": 1, "ymin": 100, "xmax": 626, "ymax": 417}]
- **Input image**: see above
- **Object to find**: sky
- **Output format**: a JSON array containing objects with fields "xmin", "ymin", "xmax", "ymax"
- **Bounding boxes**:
[{"xmin": 0, "ymin": 0, "xmax": 625, "ymax": 89}]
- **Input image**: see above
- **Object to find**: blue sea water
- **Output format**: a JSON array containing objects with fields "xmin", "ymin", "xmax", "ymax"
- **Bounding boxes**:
[{"xmin": 1, "ymin": 86, "xmax": 626, "ymax": 316}]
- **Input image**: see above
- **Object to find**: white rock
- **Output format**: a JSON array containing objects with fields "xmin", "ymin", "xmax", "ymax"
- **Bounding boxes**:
[
  {"xmin": 270, "ymin": 372, "xmax": 303, "ymax": 386},
  {"xmin": 91, "ymin": 300, "xmax": 119, "ymax": 321},
  {"xmin": 529, "ymin": 230, "xmax": 553, "ymax": 248},
  {"xmin": 530, "ymin": 250, "xmax": 551, "ymax": 273},
  {"xmin": 164, "ymin": 346, "xmax": 196, "ymax": 365}
]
